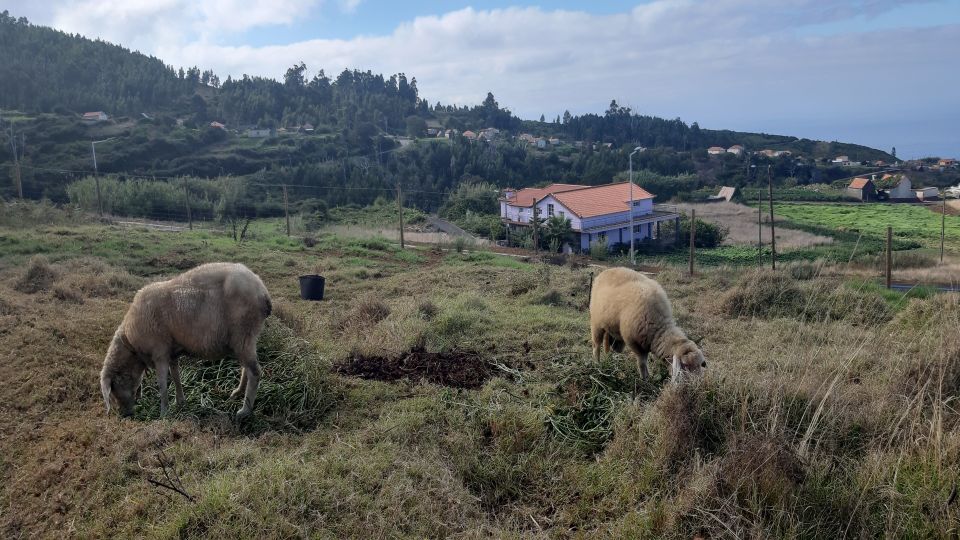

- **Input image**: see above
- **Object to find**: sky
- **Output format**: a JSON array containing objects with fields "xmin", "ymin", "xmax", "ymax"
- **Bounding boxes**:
[{"xmin": 5, "ymin": 0, "xmax": 959, "ymax": 158}]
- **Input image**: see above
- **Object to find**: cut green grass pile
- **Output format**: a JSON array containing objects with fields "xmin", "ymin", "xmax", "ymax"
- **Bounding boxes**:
[{"xmin": 135, "ymin": 319, "xmax": 337, "ymax": 433}]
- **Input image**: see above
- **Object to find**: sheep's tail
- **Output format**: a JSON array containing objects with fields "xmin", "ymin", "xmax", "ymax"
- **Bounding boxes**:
[
  {"xmin": 100, "ymin": 370, "xmax": 112, "ymax": 414},
  {"xmin": 261, "ymin": 295, "xmax": 272, "ymax": 318}
]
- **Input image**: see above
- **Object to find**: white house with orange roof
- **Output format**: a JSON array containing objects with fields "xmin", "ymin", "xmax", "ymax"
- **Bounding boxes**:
[{"xmin": 499, "ymin": 182, "xmax": 681, "ymax": 252}]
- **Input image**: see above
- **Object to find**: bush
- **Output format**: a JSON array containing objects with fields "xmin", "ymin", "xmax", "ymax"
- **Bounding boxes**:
[{"xmin": 661, "ymin": 215, "xmax": 728, "ymax": 248}]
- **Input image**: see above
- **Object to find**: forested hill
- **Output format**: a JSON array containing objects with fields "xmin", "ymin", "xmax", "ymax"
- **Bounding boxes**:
[{"xmin": 1, "ymin": 11, "xmax": 894, "ymax": 206}]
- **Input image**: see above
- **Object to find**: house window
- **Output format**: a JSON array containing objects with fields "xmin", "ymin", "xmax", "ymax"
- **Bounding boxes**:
[
  {"xmin": 633, "ymin": 224, "xmax": 642, "ymax": 233},
  {"xmin": 559, "ymin": 211, "xmax": 565, "ymax": 218},
  {"xmin": 547, "ymin": 204, "xmax": 554, "ymax": 216},
  {"xmin": 597, "ymin": 231, "xmax": 607, "ymax": 242}
]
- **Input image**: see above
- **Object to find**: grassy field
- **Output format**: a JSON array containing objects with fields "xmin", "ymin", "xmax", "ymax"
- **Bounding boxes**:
[
  {"xmin": 2, "ymin": 201, "xmax": 959, "ymax": 538},
  {"xmin": 772, "ymin": 202, "xmax": 960, "ymax": 250}
]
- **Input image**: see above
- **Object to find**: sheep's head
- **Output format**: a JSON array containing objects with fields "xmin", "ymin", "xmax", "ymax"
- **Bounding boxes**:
[
  {"xmin": 100, "ymin": 329, "xmax": 145, "ymax": 417},
  {"xmin": 672, "ymin": 341, "xmax": 707, "ymax": 381}
]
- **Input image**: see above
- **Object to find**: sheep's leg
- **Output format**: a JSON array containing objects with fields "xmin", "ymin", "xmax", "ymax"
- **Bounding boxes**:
[
  {"xmin": 154, "ymin": 356, "xmax": 171, "ymax": 416},
  {"xmin": 230, "ymin": 368, "xmax": 248, "ymax": 400},
  {"xmin": 236, "ymin": 342, "xmax": 261, "ymax": 419},
  {"xmin": 603, "ymin": 332, "xmax": 611, "ymax": 354},
  {"xmin": 627, "ymin": 342, "xmax": 650, "ymax": 380},
  {"xmin": 591, "ymin": 326, "xmax": 604, "ymax": 362},
  {"xmin": 169, "ymin": 359, "xmax": 186, "ymax": 407}
]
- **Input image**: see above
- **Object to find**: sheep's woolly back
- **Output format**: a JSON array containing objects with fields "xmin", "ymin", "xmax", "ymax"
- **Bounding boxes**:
[
  {"xmin": 589, "ymin": 267, "xmax": 692, "ymax": 360},
  {"xmin": 120, "ymin": 262, "xmax": 271, "ymax": 358}
]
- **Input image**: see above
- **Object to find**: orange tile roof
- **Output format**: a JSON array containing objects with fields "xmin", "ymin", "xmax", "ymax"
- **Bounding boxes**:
[
  {"xmin": 505, "ymin": 183, "xmax": 587, "ymax": 207},
  {"xmin": 552, "ymin": 182, "xmax": 654, "ymax": 218},
  {"xmin": 849, "ymin": 177, "xmax": 871, "ymax": 189}
]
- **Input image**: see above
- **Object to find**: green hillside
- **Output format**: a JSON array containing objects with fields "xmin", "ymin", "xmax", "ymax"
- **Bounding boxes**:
[{"xmin": 1, "ymin": 10, "xmax": 897, "ymax": 209}]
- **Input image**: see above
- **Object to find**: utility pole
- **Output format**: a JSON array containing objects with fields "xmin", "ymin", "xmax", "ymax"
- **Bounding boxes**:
[
  {"xmin": 282, "ymin": 184, "xmax": 290, "ymax": 236},
  {"xmin": 767, "ymin": 165, "xmax": 776, "ymax": 270},
  {"xmin": 92, "ymin": 142, "xmax": 103, "ymax": 216},
  {"xmin": 396, "ymin": 180, "xmax": 405, "ymax": 249},
  {"xmin": 629, "ymin": 146, "xmax": 642, "ymax": 265},
  {"xmin": 91, "ymin": 137, "xmax": 116, "ymax": 217},
  {"xmin": 6, "ymin": 122, "xmax": 23, "ymax": 199},
  {"xmin": 532, "ymin": 203, "xmax": 540, "ymax": 253}
]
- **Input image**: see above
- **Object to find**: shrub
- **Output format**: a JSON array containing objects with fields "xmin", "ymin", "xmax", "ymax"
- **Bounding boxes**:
[
  {"xmin": 589, "ymin": 238, "xmax": 609, "ymax": 260},
  {"xmin": 661, "ymin": 215, "xmax": 728, "ymax": 248},
  {"xmin": 15, "ymin": 255, "xmax": 57, "ymax": 293}
]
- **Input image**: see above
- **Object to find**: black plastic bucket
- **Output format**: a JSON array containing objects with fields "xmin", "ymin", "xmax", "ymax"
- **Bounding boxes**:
[{"xmin": 298, "ymin": 274, "xmax": 325, "ymax": 300}]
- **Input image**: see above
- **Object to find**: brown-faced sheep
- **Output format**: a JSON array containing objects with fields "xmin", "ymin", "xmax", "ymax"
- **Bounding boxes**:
[
  {"xmin": 99, "ymin": 262, "xmax": 272, "ymax": 419},
  {"xmin": 590, "ymin": 267, "xmax": 706, "ymax": 380}
]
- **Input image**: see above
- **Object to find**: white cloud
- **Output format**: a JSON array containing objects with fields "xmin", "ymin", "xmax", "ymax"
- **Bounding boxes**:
[
  {"xmin": 339, "ymin": 0, "xmax": 362, "ymax": 14},
  {"xmin": 12, "ymin": 0, "xmax": 960, "ymax": 154},
  {"xmin": 48, "ymin": 0, "xmax": 322, "ymax": 52}
]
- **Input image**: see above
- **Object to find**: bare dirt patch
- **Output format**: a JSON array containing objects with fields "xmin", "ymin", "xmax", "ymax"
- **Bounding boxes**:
[
  {"xmin": 676, "ymin": 202, "xmax": 834, "ymax": 249},
  {"xmin": 336, "ymin": 346, "xmax": 491, "ymax": 389}
]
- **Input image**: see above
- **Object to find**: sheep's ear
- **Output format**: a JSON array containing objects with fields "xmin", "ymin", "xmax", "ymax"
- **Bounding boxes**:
[
  {"xmin": 671, "ymin": 354, "xmax": 682, "ymax": 383},
  {"xmin": 100, "ymin": 373, "xmax": 112, "ymax": 414}
]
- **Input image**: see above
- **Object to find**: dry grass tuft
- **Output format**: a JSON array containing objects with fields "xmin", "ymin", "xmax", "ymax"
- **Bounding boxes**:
[
  {"xmin": 56, "ymin": 257, "xmax": 142, "ymax": 298},
  {"xmin": 52, "ymin": 284, "xmax": 84, "ymax": 304},
  {"xmin": 721, "ymin": 269, "xmax": 804, "ymax": 318},
  {"xmin": 271, "ymin": 298, "xmax": 307, "ymax": 335},
  {"xmin": 336, "ymin": 295, "xmax": 391, "ymax": 333},
  {"xmin": 416, "ymin": 299, "xmax": 439, "ymax": 321},
  {"xmin": 14, "ymin": 255, "xmax": 57, "ymax": 293}
]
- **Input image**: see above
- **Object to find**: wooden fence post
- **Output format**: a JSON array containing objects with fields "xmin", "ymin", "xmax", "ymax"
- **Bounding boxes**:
[
  {"xmin": 886, "ymin": 226, "xmax": 892, "ymax": 289},
  {"xmin": 758, "ymin": 188, "xmax": 762, "ymax": 267},
  {"xmin": 689, "ymin": 209, "xmax": 696, "ymax": 276},
  {"xmin": 397, "ymin": 181, "xmax": 405, "ymax": 249},
  {"xmin": 184, "ymin": 187, "xmax": 193, "ymax": 230},
  {"xmin": 282, "ymin": 184, "xmax": 290, "ymax": 236},
  {"xmin": 941, "ymin": 197, "xmax": 946, "ymax": 264},
  {"xmin": 768, "ymin": 165, "xmax": 776, "ymax": 270}
]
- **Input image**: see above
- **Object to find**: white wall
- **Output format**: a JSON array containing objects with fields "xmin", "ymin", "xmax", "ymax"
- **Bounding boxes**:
[
  {"xmin": 535, "ymin": 195, "xmax": 582, "ymax": 230},
  {"xmin": 889, "ymin": 177, "xmax": 914, "ymax": 199}
]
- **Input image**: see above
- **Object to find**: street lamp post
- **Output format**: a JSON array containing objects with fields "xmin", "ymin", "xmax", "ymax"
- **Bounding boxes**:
[
  {"xmin": 91, "ymin": 137, "xmax": 116, "ymax": 217},
  {"xmin": 629, "ymin": 146, "xmax": 643, "ymax": 265}
]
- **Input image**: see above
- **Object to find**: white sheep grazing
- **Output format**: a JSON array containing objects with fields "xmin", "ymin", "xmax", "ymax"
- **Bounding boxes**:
[
  {"xmin": 99, "ymin": 262, "xmax": 272, "ymax": 419},
  {"xmin": 589, "ymin": 267, "xmax": 706, "ymax": 380}
]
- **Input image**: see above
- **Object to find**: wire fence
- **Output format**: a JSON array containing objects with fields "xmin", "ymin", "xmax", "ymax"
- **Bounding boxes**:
[{"xmin": 4, "ymin": 165, "xmax": 958, "ymax": 289}]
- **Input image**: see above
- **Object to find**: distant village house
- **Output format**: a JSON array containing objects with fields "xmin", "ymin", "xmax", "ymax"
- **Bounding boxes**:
[
  {"xmin": 707, "ymin": 146, "xmax": 726, "ymax": 155},
  {"xmin": 727, "ymin": 145, "xmax": 744, "ymax": 156},
  {"xmin": 82, "ymin": 111, "xmax": 109, "ymax": 123},
  {"xmin": 245, "ymin": 127, "xmax": 274, "ymax": 138},
  {"xmin": 499, "ymin": 182, "xmax": 680, "ymax": 252},
  {"xmin": 915, "ymin": 187, "xmax": 939, "ymax": 201},
  {"xmin": 846, "ymin": 177, "xmax": 875, "ymax": 201}
]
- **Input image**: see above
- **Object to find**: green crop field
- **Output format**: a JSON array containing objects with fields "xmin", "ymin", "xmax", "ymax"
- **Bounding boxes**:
[{"xmin": 772, "ymin": 202, "xmax": 960, "ymax": 248}]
